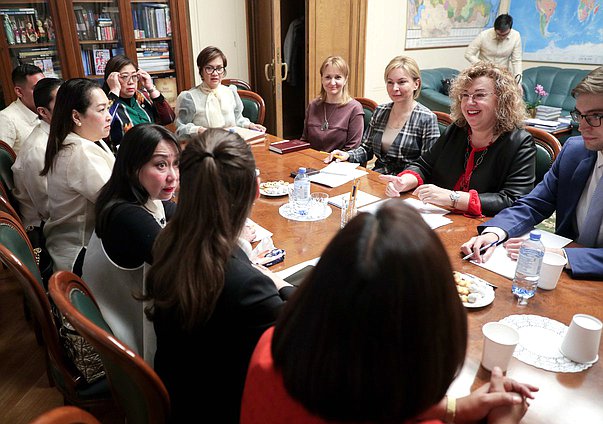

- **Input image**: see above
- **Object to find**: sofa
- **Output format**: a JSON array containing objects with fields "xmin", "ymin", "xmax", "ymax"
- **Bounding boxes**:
[
  {"xmin": 418, "ymin": 68, "xmax": 459, "ymax": 113},
  {"xmin": 521, "ymin": 66, "xmax": 590, "ymax": 116}
]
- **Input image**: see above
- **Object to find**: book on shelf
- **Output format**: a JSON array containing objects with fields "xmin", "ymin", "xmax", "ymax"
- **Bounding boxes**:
[
  {"xmin": 268, "ymin": 139, "xmax": 311, "ymax": 154},
  {"xmin": 154, "ymin": 77, "xmax": 177, "ymax": 107},
  {"xmin": 132, "ymin": 3, "xmax": 171, "ymax": 39},
  {"xmin": 93, "ymin": 49, "xmax": 111, "ymax": 75}
]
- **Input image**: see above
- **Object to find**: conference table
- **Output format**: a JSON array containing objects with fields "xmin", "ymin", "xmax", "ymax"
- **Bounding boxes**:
[{"xmin": 248, "ymin": 135, "xmax": 602, "ymax": 424}]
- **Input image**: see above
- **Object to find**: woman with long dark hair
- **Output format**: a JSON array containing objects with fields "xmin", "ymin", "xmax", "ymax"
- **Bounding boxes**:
[
  {"xmin": 242, "ymin": 201, "xmax": 538, "ymax": 424},
  {"xmin": 82, "ymin": 123, "xmax": 179, "ymax": 363},
  {"xmin": 145, "ymin": 129, "xmax": 292, "ymax": 422},
  {"xmin": 41, "ymin": 78, "xmax": 115, "ymax": 274}
]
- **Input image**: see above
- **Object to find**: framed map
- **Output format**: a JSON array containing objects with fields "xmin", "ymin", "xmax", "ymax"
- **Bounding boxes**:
[
  {"xmin": 406, "ymin": 0, "xmax": 502, "ymax": 49},
  {"xmin": 509, "ymin": 0, "xmax": 603, "ymax": 65}
]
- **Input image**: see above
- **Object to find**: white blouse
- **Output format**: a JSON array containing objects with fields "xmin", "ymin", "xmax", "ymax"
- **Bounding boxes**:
[{"xmin": 44, "ymin": 133, "xmax": 115, "ymax": 271}]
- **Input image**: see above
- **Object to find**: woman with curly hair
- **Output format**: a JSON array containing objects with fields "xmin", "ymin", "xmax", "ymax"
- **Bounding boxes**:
[{"xmin": 380, "ymin": 62, "xmax": 535, "ymax": 216}]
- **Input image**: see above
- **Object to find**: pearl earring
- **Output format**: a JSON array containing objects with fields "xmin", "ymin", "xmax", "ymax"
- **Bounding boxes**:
[{"xmin": 76, "ymin": 122, "xmax": 82, "ymax": 126}]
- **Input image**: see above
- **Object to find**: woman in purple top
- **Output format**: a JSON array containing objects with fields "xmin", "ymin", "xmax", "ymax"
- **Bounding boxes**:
[{"xmin": 300, "ymin": 56, "xmax": 364, "ymax": 152}]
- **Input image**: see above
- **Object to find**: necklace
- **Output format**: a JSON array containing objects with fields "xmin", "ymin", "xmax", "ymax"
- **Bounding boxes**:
[
  {"xmin": 321, "ymin": 103, "xmax": 337, "ymax": 131},
  {"xmin": 459, "ymin": 132, "xmax": 494, "ymax": 191}
]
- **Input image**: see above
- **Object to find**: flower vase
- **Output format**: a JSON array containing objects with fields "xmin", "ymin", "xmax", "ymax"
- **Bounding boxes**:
[{"xmin": 528, "ymin": 108, "xmax": 536, "ymax": 118}]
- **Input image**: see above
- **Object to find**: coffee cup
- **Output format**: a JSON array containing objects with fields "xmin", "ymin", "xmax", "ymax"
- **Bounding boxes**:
[
  {"xmin": 481, "ymin": 322, "xmax": 520, "ymax": 372},
  {"xmin": 538, "ymin": 252, "xmax": 567, "ymax": 290},
  {"xmin": 560, "ymin": 314, "xmax": 602, "ymax": 364}
]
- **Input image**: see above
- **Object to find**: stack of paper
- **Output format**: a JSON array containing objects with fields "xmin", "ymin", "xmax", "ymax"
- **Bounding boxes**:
[
  {"xmin": 328, "ymin": 191, "xmax": 382, "ymax": 209},
  {"xmin": 309, "ymin": 162, "xmax": 368, "ymax": 188},
  {"xmin": 358, "ymin": 198, "xmax": 453, "ymax": 230},
  {"xmin": 471, "ymin": 231, "xmax": 572, "ymax": 279}
]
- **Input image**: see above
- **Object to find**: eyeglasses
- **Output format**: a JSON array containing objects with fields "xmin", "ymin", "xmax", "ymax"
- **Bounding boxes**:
[
  {"xmin": 118, "ymin": 73, "xmax": 139, "ymax": 83},
  {"xmin": 570, "ymin": 110, "xmax": 603, "ymax": 127},
  {"xmin": 203, "ymin": 66, "xmax": 226, "ymax": 75},
  {"xmin": 460, "ymin": 92, "xmax": 494, "ymax": 102}
]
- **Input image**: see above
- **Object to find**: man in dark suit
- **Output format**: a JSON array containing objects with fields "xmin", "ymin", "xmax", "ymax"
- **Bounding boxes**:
[{"xmin": 461, "ymin": 66, "xmax": 603, "ymax": 279}]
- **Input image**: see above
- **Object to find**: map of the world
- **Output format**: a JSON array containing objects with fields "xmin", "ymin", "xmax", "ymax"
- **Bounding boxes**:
[
  {"xmin": 509, "ymin": 0, "xmax": 602, "ymax": 64},
  {"xmin": 406, "ymin": 0, "xmax": 502, "ymax": 49}
]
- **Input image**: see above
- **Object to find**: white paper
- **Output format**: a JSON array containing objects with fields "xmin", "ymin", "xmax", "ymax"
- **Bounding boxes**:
[
  {"xmin": 358, "ymin": 198, "xmax": 453, "ymax": 229},
  {"xmin": 328, "ymin": 191, "xmax": 382, "ymax": 209},
  {"xmin": 275, "ymin": 257, "xmax": 320, "ymax": 279},
  {"xmin": 309, "ymin": 162, "xmax": 368, "ymax": 188},
  {"xmin": 471, "ymin": 230, "xmax": 572, "ymax": 279},
  {"xmin": 246, "ymin": 218, "xmax": 273, "ymax": 242}
]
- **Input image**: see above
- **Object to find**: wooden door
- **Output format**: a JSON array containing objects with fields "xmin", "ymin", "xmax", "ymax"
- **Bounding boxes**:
[{"xmin": 247, "ymin": 0, "xmax": 284, "ymax": 137}]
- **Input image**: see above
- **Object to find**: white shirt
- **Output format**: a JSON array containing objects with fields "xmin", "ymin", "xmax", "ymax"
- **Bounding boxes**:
[
  {"xmin": 575, "ymin": 151, "xmax": 603, "ymax": 247},
  {"xmin": 0, "ymin": 98, "xmax": 39, "ymax": 154},
  {"xmin": 11, "ymin": 121, "xmax": 50, "ymax": 228},
  {"xmin": 44, "ymin": 134, "xmax": 115, "ymax": 271},
  {"xmin": 174, "ymin": 84, "xmax": 250, "ymax": 136},
  {"xmin": 465, "ymin": 28, "xmax": 523, "ymax": 80}
]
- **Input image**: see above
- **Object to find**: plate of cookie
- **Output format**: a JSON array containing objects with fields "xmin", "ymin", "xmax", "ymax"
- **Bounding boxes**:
[
  {"xmin": 453, "ymin": 271, "xmax": 495, "ymax": 308},
  {"xmin": 259, "ymin": 181, "xmax": 290, "ymax": 197}
]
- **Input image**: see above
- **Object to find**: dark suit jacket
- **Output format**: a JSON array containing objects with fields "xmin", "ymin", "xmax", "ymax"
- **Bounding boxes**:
[
  {"xmin": 406, "ymin": 124, "xmax": 536, "ymax": 216},
  {"xmin": 153, "ymin": 247, "xmax": 287, "ymax": 423},
  {"xmin": 480, "ymin": 137, "xmax": 603, "ymax": 279}
]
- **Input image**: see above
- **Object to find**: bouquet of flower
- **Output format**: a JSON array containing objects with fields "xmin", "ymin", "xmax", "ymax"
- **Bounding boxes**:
[{"xmin": 526, "ymin": 84, "xmax": 548, "ymax": 109}]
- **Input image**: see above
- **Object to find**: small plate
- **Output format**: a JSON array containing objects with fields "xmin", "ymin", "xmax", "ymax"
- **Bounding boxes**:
[
  {"xmin": 453, "ymin": 271, "xmax": 495, "ymax": 308},
  {"xmin": 259, "ymin": 181, "xmax": 290, "ymax": 197}
]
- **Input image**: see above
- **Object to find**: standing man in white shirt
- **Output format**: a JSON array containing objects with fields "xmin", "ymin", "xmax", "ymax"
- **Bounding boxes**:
[
  {"xmin": 0, "ymin": 64, "xmax": 45, "ymax": 155},
  {"xmin": 465, "ymin": 14, "xmax": 523, "ymax": 84}
]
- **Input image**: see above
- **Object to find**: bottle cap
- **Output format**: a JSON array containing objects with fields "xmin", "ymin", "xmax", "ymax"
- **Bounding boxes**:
[
  {"xmin": 298, "ymin": 167, "xmax": 306, "ymax": 174},
  {"xmin": 529, "ymin": 230, "xmax": 542, "ymax": 241}
]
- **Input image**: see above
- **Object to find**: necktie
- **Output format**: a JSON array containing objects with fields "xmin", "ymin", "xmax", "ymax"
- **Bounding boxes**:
[{"xmin": 577, "ymin": 175, "xmax": 603, "ymax": 247}]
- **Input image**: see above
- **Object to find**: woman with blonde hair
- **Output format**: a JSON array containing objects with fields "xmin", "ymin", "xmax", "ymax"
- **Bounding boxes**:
[
  {"xmin": 380, "ymin": 62, "xmax": 535, "ymax": 216},
  {"xmin": 300, "ymin": 55, "xmax": 364, "ymax": 151},
  {"xmin": 327, "ymin": 55, "xmax": 440, "ymax": 174}
]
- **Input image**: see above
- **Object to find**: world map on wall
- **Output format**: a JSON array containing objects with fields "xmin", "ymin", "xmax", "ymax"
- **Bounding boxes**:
[
  {"xmin": 406, "ymin": 0, "xmax": 502, "ymax": 49},
  {"xmin": 509, "ymin": 0, "xmax": 602, "ymax": 64}
]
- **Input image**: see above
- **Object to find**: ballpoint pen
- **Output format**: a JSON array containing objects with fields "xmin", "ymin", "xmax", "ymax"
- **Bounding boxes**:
[
  {"xmin": 462, "ymin": 240, "xmax": 500, "ymax": 261},
  {"xmin": 319, "ymin": 150, "xmax": 346, "ymax": 160}
]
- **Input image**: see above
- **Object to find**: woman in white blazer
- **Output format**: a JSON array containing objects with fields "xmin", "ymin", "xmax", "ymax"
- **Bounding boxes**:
[{"xmin": 41, "ymin": 78, "xmax": 115, "ymax": 275}]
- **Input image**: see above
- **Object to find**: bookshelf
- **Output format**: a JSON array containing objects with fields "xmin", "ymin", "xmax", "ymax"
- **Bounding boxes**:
[{"xmin": 0, "ymin": 0, "xmax": 193, "ymax": 107}]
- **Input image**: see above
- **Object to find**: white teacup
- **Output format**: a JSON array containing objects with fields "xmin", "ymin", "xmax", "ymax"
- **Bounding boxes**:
[
  {"xmin": 481, "ymin": 322, "xmax": 520, "ymax": 372},
  {"xmin": 560, "ymin": 314, "xmax": 602, "ymax": 364},
  {"xmin": 538, "ymin": 252, "xmax": 567, "ymax": 290}
]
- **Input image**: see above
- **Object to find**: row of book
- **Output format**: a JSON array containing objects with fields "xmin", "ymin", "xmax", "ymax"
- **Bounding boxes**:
[
  {"xmin": 17, "ymin": 47, "xmax": 60, "ymax": 78},
  {"xmin": 74, "ymin": 5, "xmax": 120, "ymax": 42},
  {"xmin": 132, "ymin": 4, "xmax": 172, "ymax": 39},
  {"xmin": 137, "ymin": 42, "xmax": 172, "ymax": 72},
  {"xmin": 81, "ymin": 47, "xmax": 124, "ymax": 76}
]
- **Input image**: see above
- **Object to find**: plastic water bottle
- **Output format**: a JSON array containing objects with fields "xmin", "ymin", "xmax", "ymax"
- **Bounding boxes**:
[
  {"xmin": 293, "ymin": 167, "xmax": 311, "ymax": 215},
  {"xmin": 512, "ymin": 230, "xmax": 545, "ymax": 305}
]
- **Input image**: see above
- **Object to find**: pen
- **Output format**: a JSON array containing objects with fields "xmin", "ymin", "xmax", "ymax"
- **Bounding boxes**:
[
  {"xmin": 462, "ymin": 240, "xmax": 499, "ymax": 261},
  {"xmin": 319, "ymin": 150, "xmax": 346, "ymax": 160}
]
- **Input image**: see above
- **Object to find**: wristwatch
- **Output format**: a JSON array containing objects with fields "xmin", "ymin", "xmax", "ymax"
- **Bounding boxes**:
[{"xmin": 449, "ymin": 191, "xmax": 460, "ymax": 208}]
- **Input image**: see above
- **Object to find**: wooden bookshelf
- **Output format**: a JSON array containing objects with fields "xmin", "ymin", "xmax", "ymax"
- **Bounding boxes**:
[{"xmin": 0, "ymin": 0, "xmax": 193, "ymax": 106}]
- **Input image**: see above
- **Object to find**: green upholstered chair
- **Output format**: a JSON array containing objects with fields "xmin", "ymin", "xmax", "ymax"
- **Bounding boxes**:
[
  {"xmin": 525, "ymin": 126, "xmax": 562, "ymax": 184},
  {"xmin": 434, "ymin": 111, "xmax": 453, "ymax": 135},
  {"xmin": 49, "ymin": 271, "xmax": 171, "ymax": 424},
  {"xmin": 355, "ymin": 97, "xmax": 378, "ymax": 131},
  {"xmin": 418, "ymin": 68, "xmax": 459, "ymax": 113},
  {"xmin": 222, "ymin": 78, "xmax": 252, "ymax": 91},
  {"xmin": 0, "ymin": 212, "xmax": 112, "ymax": 408},
  {"xmin": 238, "ymin": 89, "xmax": 266, "ymax": 125}
]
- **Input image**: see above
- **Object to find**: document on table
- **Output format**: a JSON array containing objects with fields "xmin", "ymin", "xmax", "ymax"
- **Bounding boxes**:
[
  {"xmin": 309, "ymin": 162, "xmax": 368, "ymax": 188},
  {"xmin": 358, "ymin": 198, "xmax": 453, "ymax": 229},
  {"xmin": 276, "ymin": 257, "xmax": 320, "ymax": 279},
  {"xmin": 328, "ymin": 190, "xmax": 382, "ymax": 209},
  {"xmin": 471, "ymin": 230, "xmax": 572, "ymax": 279}
]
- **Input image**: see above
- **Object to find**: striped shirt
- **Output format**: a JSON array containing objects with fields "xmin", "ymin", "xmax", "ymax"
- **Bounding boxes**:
[{"xmin": 347, "ymin": 102, "xmax": 440, "ymax": 175}]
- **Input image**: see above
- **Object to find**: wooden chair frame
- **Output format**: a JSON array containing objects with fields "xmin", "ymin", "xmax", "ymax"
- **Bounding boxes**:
[
  {"xmin": 222, "ymin": 78, "xmax": 252, "ymax": 91},
  {"xmin": 0, "ymin": 139, "xmax": 17, "ymax": 161},
  {"xmin": 49, "ymin": 271, "xmax": 170, "ymax": 424},
  {"xmin": 238, "ymin": 89, "xmax": 266, "ymax": 125},
  {"xmin": 434, "ymin": 110, "xmax": 454, "ymax": 127},
  {"xmin": 28, "ymin": 406, "xmax": 100, "ymax": 424},
  {"xmin": 525, "ymin": 126, "xmax": 562, "ymax": 161},
  {"xmin": 354, "ymin": 97, "xmax": 378, "ymax": 112},
  {"xmin": 0, "ymin": 212, "xmax": 112, "ymax": 408}
]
